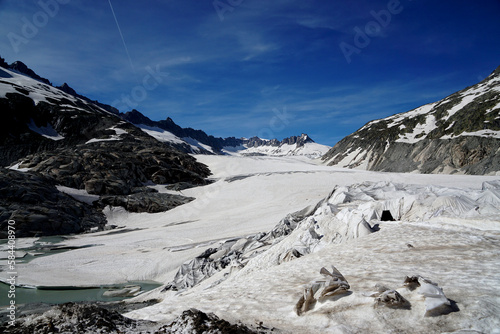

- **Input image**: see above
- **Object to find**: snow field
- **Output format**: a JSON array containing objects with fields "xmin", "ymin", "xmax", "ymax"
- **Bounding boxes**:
[
  {"xmin": 124, "ymin": 168, "xmax": 500, "ymax": 333},
  {"xmin": 5, "ymin": 155, "xmax": 498, "ymax": 287},
  {"xmin": 126, "ymin": 220, "xmax": 500, "ymax": 333},
  {"xmin": 2, "ymin": 155, "xmax": 500, "ymax": 333}
]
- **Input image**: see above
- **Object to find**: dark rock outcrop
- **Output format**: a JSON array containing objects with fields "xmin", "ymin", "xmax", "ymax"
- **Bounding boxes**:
[
  {"xmin": 96, "ymin": 192, "xmax": 195, "ymax": 213},
  {"xmin": 156, "ymin": 309, "xmax": 259, "ymax": 334},
  {"xmin": 0, "ymin": 56, "xmax": 9, "ymax": 69},
  {"xmin": 0, "ymin": 64, "xmax": 136, "ymax": 167},
  {"xmin": 16, "ymin": 139, "xmax": 211, "ymax": 196},
  {"xmin": 0, "ymin": 169, "xmax": 106, "ymax": 238},
  {"xmin": 1, "ymin": 302, "xmax": 153, "ymax": 334},
  {"xmin": 0, "ymin": 90, "xmax": 128, "ymax": 167},
  {"xmin": 1, "ymin": 304, "xmax": 264, "ymax": 334}
]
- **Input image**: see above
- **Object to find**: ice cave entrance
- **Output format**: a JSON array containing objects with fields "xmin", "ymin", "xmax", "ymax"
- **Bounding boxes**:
[{"xmin": 380, "ymin": 210, "xmax": 395, "ymax": 221}]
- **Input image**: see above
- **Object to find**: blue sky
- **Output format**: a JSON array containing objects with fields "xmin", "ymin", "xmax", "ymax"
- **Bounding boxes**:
[{"xmin": 1, "ymin": 0, "xmax": 499, "ymax": 145}]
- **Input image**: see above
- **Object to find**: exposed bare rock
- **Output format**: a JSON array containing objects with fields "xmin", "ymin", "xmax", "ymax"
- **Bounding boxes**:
[
  {"xmin": 0, "ymin": 168, "xmax": 106, "ymax": 238},
  {"xmin": 156, "ymin": 309, "xmax": 261, "ymax": 334},
  {"xmin": 16, "ymin": 139, "xmax": 211, "ymax": 196},
  {"xmin": 403, "ymin": 276, "xmax": 420, "ymax": 291},
  {"xmin": 96, "ymin": 192, "xmax": 195, "ymax": 213},
  {"xmin": 0, "ymin": 302, "xmax": 153, "ymax": 334}
]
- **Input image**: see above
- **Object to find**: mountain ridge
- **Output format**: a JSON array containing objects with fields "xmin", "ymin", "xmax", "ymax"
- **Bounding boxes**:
[
  {"xmin": 3, "ymin": 56, "xmax": 498, "ymax": 173},
  {"xmin": 0, "ymin": 57, "xmax": 119, "ymax": 115},
  {"xmin": 0, "ymin": 56, "xmax": 328, "ymax": 160},
  {"xmin": 0, "ymin": 64, "xmax": 211, "ymax": 237},
  {"xmin": 122, "ymin": 108, "xmax": 328, "ymax": 157},
  {"xmin": 322, "ymin": 65, "xmax": 500, "ymax": 175}
]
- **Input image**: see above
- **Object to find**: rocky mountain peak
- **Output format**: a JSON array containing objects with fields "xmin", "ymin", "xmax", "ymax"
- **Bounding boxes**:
[
  {"xmin": 57, "ymin": 82, "xmax": 78, "ymax": 96},
  {"xmin": 122, "ymin": 109, "xmax": 154, "ymax": 125},
  {"xmin": 322, "ymin": 64, "xmax": 500, "ymax": 175},
  {"xmin": 0, "ymin": 56, "xmax": 8, "ymax": 69},
  {"xmin": 282, "ymin": 133, "xmax": 314, "ymax": 147},
  {"xmin": 246, "ymin": 134, "xmax": 314, "ymax": 148},
  {"xmin": 492, "ymin": 65, "xmax": 500, "ymax": 76},
  {"xmin": 9, "ymin": 60, "xmax": 52, "ymax": 85}
]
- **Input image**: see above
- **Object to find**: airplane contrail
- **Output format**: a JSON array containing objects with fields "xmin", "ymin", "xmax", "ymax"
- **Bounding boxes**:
[{"xmin": 108, "ymin": 0, "xmax": 136, "ymax": 75}]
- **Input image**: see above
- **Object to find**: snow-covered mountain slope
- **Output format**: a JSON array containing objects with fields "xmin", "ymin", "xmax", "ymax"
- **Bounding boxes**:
[
  {"xmin": 0, "ymin": 66, "xmax": 102, "ymax": 109},
  {"xmin": 223, "ymin": 134, "xmax": 330, "ymax": 158},
  {"xmin": 0, "ymin": 65, "xmax": 144, "ymax": 166},
  {"xmin": 0, "ymin": 62, "xmax": 212, "ymax": 237},
  {"xmin": 322, "ymin": 65, "xmax": 500, "ymax": 175},
  {"xmin": 135, "ymin": 123, "xmax": 215, "ymax": 154},
  {"xmin": 122, "ymin": 109, "xmax": 330, "ymax": 158},
  {"xmin": 119, "ymin": 109, "xmax": 217, "ymax": 154},
  {"xmin": 4, "ymin": 155, "xmax": 499, "ymax": 333},
  {"xmin": 0, "ymin": 64, "xmax": 214, "ymax": 159}
]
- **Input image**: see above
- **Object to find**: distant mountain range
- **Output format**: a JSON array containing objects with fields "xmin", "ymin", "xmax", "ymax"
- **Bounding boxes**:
[
  {"xmin": 1, "ymin": 56, "xmax": 499, "ymax": 177},
  {"xmin": 1, "ymin": 56, "xmax": 499, "ymax": 333},
  {"xmin": 0, "ymin": 58, "xmax": 327, "ymax": 161},
  {"xmin": 322, "ymin": 66, "xmax": 500, "ymax": 175},
  {"xmin": 0, "ymin": 57, "xmax": 329, "ymax": 237},
  {"xmin": 121, "ymin": 109, "xmax": 330, "ymax": 158}
]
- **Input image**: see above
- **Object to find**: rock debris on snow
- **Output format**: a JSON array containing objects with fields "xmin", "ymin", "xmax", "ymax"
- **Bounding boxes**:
[
  {"xmin": 371, "ymin": 286, "xmax": 411, "ymax": 310},
  {"xmin": 295, "ymin": 266, "xmax": 350, "ymax": 315}
]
